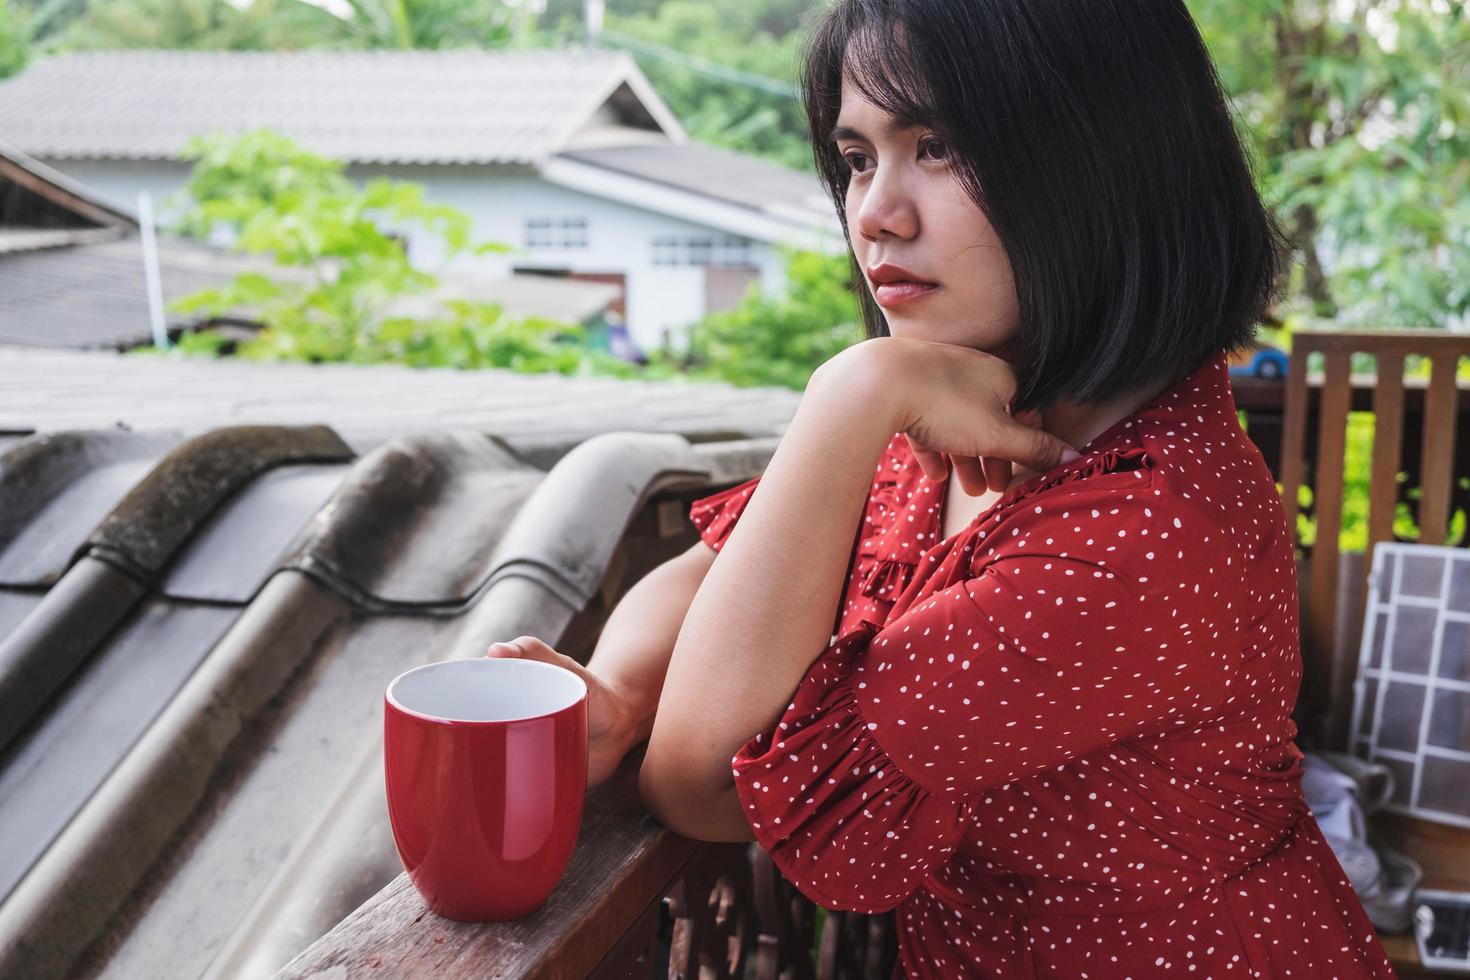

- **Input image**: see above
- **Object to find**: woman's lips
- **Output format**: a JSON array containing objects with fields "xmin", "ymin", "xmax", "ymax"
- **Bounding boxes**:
[{"xmin": 874, "ymin": 281, "xmax": 940, "ymax": 308}]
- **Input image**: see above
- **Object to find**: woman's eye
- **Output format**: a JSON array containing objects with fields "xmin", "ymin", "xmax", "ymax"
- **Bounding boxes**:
[{"xmin": 843, "ymin": 139, "xmax": 946, "ymax": 175}]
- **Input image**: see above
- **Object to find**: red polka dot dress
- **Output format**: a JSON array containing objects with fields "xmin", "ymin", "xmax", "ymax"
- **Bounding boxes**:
[{"xmin": 687, "ymin": 353, "xmax": 1396, "ymax": 978}]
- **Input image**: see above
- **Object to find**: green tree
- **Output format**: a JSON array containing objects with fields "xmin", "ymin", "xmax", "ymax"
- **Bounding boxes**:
[
  {"xmin": 593, "ymin": 1, "xmax": 817, "ymax": 172},
  {"xmin": 151, "ymin": 128, "xmax": 633, "ymax": 377},
  {"xmin": 648, "ymin": 245, "xmax": 862, "ymax": 390},
  {"xmin": 302, "ymin": 0, "xmax": 538, "ymax": 50},
  {"xmin": 0, "ymin": 0, "xmax": 82, "ymax": 77},
  {"xmin": 49, "ymin": 0, "xmax": 339, "ymax": 50},
  {"xmin": 1189, "ymin": 0, "xmax": 1470, "ymax": 331},
  {"xmin": 0, "ymin": 0, "xmax": 29, "ymax": 77}
]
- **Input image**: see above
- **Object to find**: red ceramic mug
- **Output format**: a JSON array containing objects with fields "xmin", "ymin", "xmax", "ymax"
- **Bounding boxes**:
[{"xmin": 384, "ymin": 657, "xmax": 588, "ymax": 922}]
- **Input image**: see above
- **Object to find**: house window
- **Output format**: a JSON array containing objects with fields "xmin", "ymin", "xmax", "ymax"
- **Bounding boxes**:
[
  {"xmin": 650, "ymin": 234, "xmax": 753, "ymax": 266},
  {"xmin": 652, "ymin": 235, "xmax": 679, "ymax": 265},
  {"xmin": 717, "ymin": 237, "xmax": 751, "ymax": 265},
  {"xmin": 525, "ymin": 216, "xmax": 588, "ymax": 249},
  {"xmin": 525, "ymin": 217, "xmax": 553, "ymax": 248},
  {"xmin": 561, "ymin": 217, "xmax": 587, "ymax": 248}
]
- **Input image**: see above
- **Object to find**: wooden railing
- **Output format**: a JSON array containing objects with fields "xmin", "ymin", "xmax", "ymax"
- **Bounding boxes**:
[
  {"xmin": 1273, "ymin": 328, "xmax": 1470, "ymax": 751},
  {"xmin": 280, "ymin": 339, "xmax": 1470, "ymax": 980},
  {"xmin": 277, "ymin": 741, "xmax": 899, "ymax": 979}
]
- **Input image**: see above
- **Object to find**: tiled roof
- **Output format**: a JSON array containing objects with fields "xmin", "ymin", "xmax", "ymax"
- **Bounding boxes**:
[
  {"xmin": 0, "ymin": 236, "xmax": 623, "ymax": 350},
  {"xmin": 557, "ymin": 139, "xmax": 833, "ymax": 223},
  {"xmin": 0, "ymin": 346, "xmax": 799, "ymax": 454},
  {"xmin": 0, "ymin": 48, "xmax": 683, "ymax": 165},
  {"xmin": 0, "ymin": 235, "xmax": 287, "ymax": 349},
  {"xmin": 0, "ymin": 348, "xmax": 798, "ymax": 976}
]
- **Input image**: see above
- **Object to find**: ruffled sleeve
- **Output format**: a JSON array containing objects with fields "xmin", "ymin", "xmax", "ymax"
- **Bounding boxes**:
[
  {"xmin": 856, "ymin": 555, "xmax": 917, "ymax": 603},
  {"xmin": 729, "ymin": 619, "xmax": 969, "ymax": 914},
  {"xmin": 730, "ymin": 491, "xmax": 1242, "ymax": 913},
  {"xmin": 687, "ymin": 475, "xmax": 761, "ymax": 553}
]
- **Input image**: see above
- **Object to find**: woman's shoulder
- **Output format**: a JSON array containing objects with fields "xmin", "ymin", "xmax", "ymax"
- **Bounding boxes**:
[{"xmin": 963, "ymin": 422, "xmax": 1264, "ymax": 619}]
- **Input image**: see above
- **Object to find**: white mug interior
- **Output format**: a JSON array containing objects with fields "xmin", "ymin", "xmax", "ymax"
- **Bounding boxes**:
[{"xmin": 387, "ymin": 658, "xmax": 586, "ymax": 723}]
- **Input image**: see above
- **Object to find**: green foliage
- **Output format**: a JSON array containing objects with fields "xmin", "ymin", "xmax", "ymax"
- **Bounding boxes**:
[
  {"xmin": 302, "ymin": 0, "xmax": 534, "ymax": 50},
  {"xmin": 1189, "ymin": 0, "xmax": 1470, "ymax": 330},
  {"xmin": 144, "ymin": 128, "xmax": 638, "ymax": 378},
  {"xmin": 647, "ymin": 245, "xmax": 862, "ymax": 389},
  {"xmin": 0, "ymin": 0, "xmax": 81, "ymax": 77},
  {"xmin": 47, "ymin": 0, "xmax": 339, "ymax": 50},
  {"xmin": 34, "ymin": 0, "xmax": 540, "ymax": 51},
  {"xmin": 594, "ymin": 1, "xmax": 818, "ymax": 172},
  {"xmin": 1268, "ymin": 409, "xmax": 1468, "ymax": 554},
  {"xmin": 0, "ymin": 0, "xmax": 28, "ymax": 78}
]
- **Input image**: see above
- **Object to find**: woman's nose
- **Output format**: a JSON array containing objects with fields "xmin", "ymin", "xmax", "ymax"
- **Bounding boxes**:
[{"xmin": 854, "ymin": 166, "xmax": 919, "ymax": 242}]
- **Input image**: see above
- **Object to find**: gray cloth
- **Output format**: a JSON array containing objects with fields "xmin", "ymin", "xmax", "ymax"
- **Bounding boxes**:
[{"xmin": 1300, "ymin": 751, "xmax": 1422, "ymax": 933}]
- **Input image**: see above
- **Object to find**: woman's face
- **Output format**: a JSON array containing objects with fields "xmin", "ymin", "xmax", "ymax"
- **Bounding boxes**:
[{"xmin": 835, "ymin": 71, "xmax": 1021, "ymax": 360}]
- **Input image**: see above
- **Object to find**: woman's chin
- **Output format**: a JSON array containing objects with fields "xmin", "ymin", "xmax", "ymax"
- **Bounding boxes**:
[{"xmin": 886, "ymin": 324, "xmax": 1011, "ymax": 355}]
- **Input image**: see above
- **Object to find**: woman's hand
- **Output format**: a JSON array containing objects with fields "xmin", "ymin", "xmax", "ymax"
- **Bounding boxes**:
[
  {"xmin": 831, "ymin": 337, "xmax": 1079, "ymax": 496},
  {"xmin": 485, "ymin": 636, "xmax": 639, "ymax": 790}
]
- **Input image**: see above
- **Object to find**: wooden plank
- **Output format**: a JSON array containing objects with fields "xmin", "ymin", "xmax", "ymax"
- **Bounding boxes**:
[
  {"xmin": 1366, "ymin": 355, "xmax": 1405, "ymax": 597},
  {"xmin": 1417, "ymin": 352, "xmax": 1459, "ymax": 545},
  {"xmin": 586, "ymin": 893, "xmax": 663, "ymax": 979},
  {"xmin": 1294, "ymin": 326, "xmax": 1470, "ymax": 354},
  {"xmin": 1309, "ymin": 349, "xmax": 1352, "ymax": 749},
  {"xmin": 1278, "ymin": 347, "xmax": 1310, "ymax": 540},
  {"xmin": 275, "ymin": 744, "xmax": 703, "ymax": 980},
  {"xmin": 0, "ymin": 156, "xmax": 135, "ymax": 230}
]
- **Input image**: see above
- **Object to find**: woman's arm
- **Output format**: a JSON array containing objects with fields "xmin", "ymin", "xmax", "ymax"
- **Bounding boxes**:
[
  {"xmin": 637, "ymin": 338, "xmax": 1076, "ymax": 841},
  {"xmin": 585, "ymin": 538, "xmax": 717, "ymax": 754},
  {"xmin": 636, "ymin": 347, "xmax": 897, "ymax": 837}
]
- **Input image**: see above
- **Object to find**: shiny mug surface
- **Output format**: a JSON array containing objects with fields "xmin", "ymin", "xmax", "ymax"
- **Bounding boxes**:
[{"xmin": 384, "ymin": 657, "xmax": 588, "ymax": 922}]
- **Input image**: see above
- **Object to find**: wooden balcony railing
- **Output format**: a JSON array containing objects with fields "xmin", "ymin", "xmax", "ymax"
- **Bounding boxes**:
[{"xmin": 277, "ymin": 741, "xmax": 899, "ymax": 980}]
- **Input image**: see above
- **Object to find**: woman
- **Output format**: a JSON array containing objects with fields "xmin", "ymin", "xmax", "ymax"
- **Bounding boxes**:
[{"xmin": 488, "ymin": 0, "xmax": 1398, "ymax": 975}]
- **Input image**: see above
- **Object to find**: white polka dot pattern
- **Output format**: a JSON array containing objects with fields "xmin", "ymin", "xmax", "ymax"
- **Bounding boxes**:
[{"xmin": 688, "ymin": 353, "xmax": 1397, "ymax": 978}]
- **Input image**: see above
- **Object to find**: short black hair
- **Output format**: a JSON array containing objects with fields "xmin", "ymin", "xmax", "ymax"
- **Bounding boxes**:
[{"xmin": 799, "ymin": 0, "xmax": 1291, "ymax": 413}]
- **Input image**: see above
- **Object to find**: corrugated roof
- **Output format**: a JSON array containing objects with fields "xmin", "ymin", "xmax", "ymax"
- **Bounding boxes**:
[
  {"xmin": 0, "ymin": 345, "xmax": 800, "ymax": 455},
  {"xmin": 557, "ymin": 140, "xmax": 833, "ymax": 223},
  {"xmin": 0, "ymin": 236, "xmax": 623, "ymax": 350},
  {"xmin": 0, "ymin": 235, "xmax": 292, "ymax": 349},
  {"xmin": 0, "ymin": 423, "xmax": 782, "ymax": 980},
  {"xmin": 0, "ymin": 350, "xmax": 795, "ymax": 977},
  {"xmin": 0, "ymin": 48, "xmax": 684, "ymax": 165}
]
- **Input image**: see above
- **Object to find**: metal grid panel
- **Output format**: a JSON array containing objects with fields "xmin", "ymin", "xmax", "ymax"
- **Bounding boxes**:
[{"xmin": 1351, "ymin": 541, "xmax": 1470, "ymax": 828}]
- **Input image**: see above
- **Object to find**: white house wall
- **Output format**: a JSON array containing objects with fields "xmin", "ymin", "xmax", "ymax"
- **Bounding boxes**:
[
  {"xmin": 34, "ymin": 158, "xmax": 834, "ymax": 355},
  {"xmin": 352, "ymin": 162, "xmax": 797, "ymax": 354},
  {"xmin": 37, "ymin": 159, "xmax": 195, "ymax": 230}
]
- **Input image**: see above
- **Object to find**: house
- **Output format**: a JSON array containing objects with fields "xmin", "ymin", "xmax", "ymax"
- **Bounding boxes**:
[
  {"xmin": 0, "ymin": 138, "xmax": 624, "ymax": 350},
  {"xmin": 0, "ymin": 48, "xmax": 846, "ymax": 355}
]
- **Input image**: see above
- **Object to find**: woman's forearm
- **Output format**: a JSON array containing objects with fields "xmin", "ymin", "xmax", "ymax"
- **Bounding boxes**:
[
  {"xmin": 639, "ymin": 346, "xmax": 900, "ymax": 813},
  {"xmin": 585, "ymin": 543, "xmax": 714, "ymax": 749}
]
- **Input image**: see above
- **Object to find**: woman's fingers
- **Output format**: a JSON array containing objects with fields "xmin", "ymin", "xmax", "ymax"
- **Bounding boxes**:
[
  {"xmin": 987, "ymin": 402, "xmax": 1081, "ymax": 470},
  {"xmin": 979, "ymin": 455, "xmax": 1012, "ymax": 494},
  {"xmin": 990, "ymin": 410, "xmax": 1079, "ymax": 472},
  {"xmin": 905, "ymin": 411, "xmax": 1078, "ymax": 491},
  {"xmin": 904, "ymin": 434, "xmax": 952, "ymax": 483},
  {"xmin": 951, "ymin": 454, "xmax": 988, "ymax": 496},
  {"xmin": 486, "ymin": 636, "xmax": 586, "ymax": 679}
]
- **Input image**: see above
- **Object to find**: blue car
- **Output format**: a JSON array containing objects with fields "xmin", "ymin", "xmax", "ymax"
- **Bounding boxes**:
[{"xmin": 1227, "ymin": 343, "xmax": 1289, "ymax": 380}]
